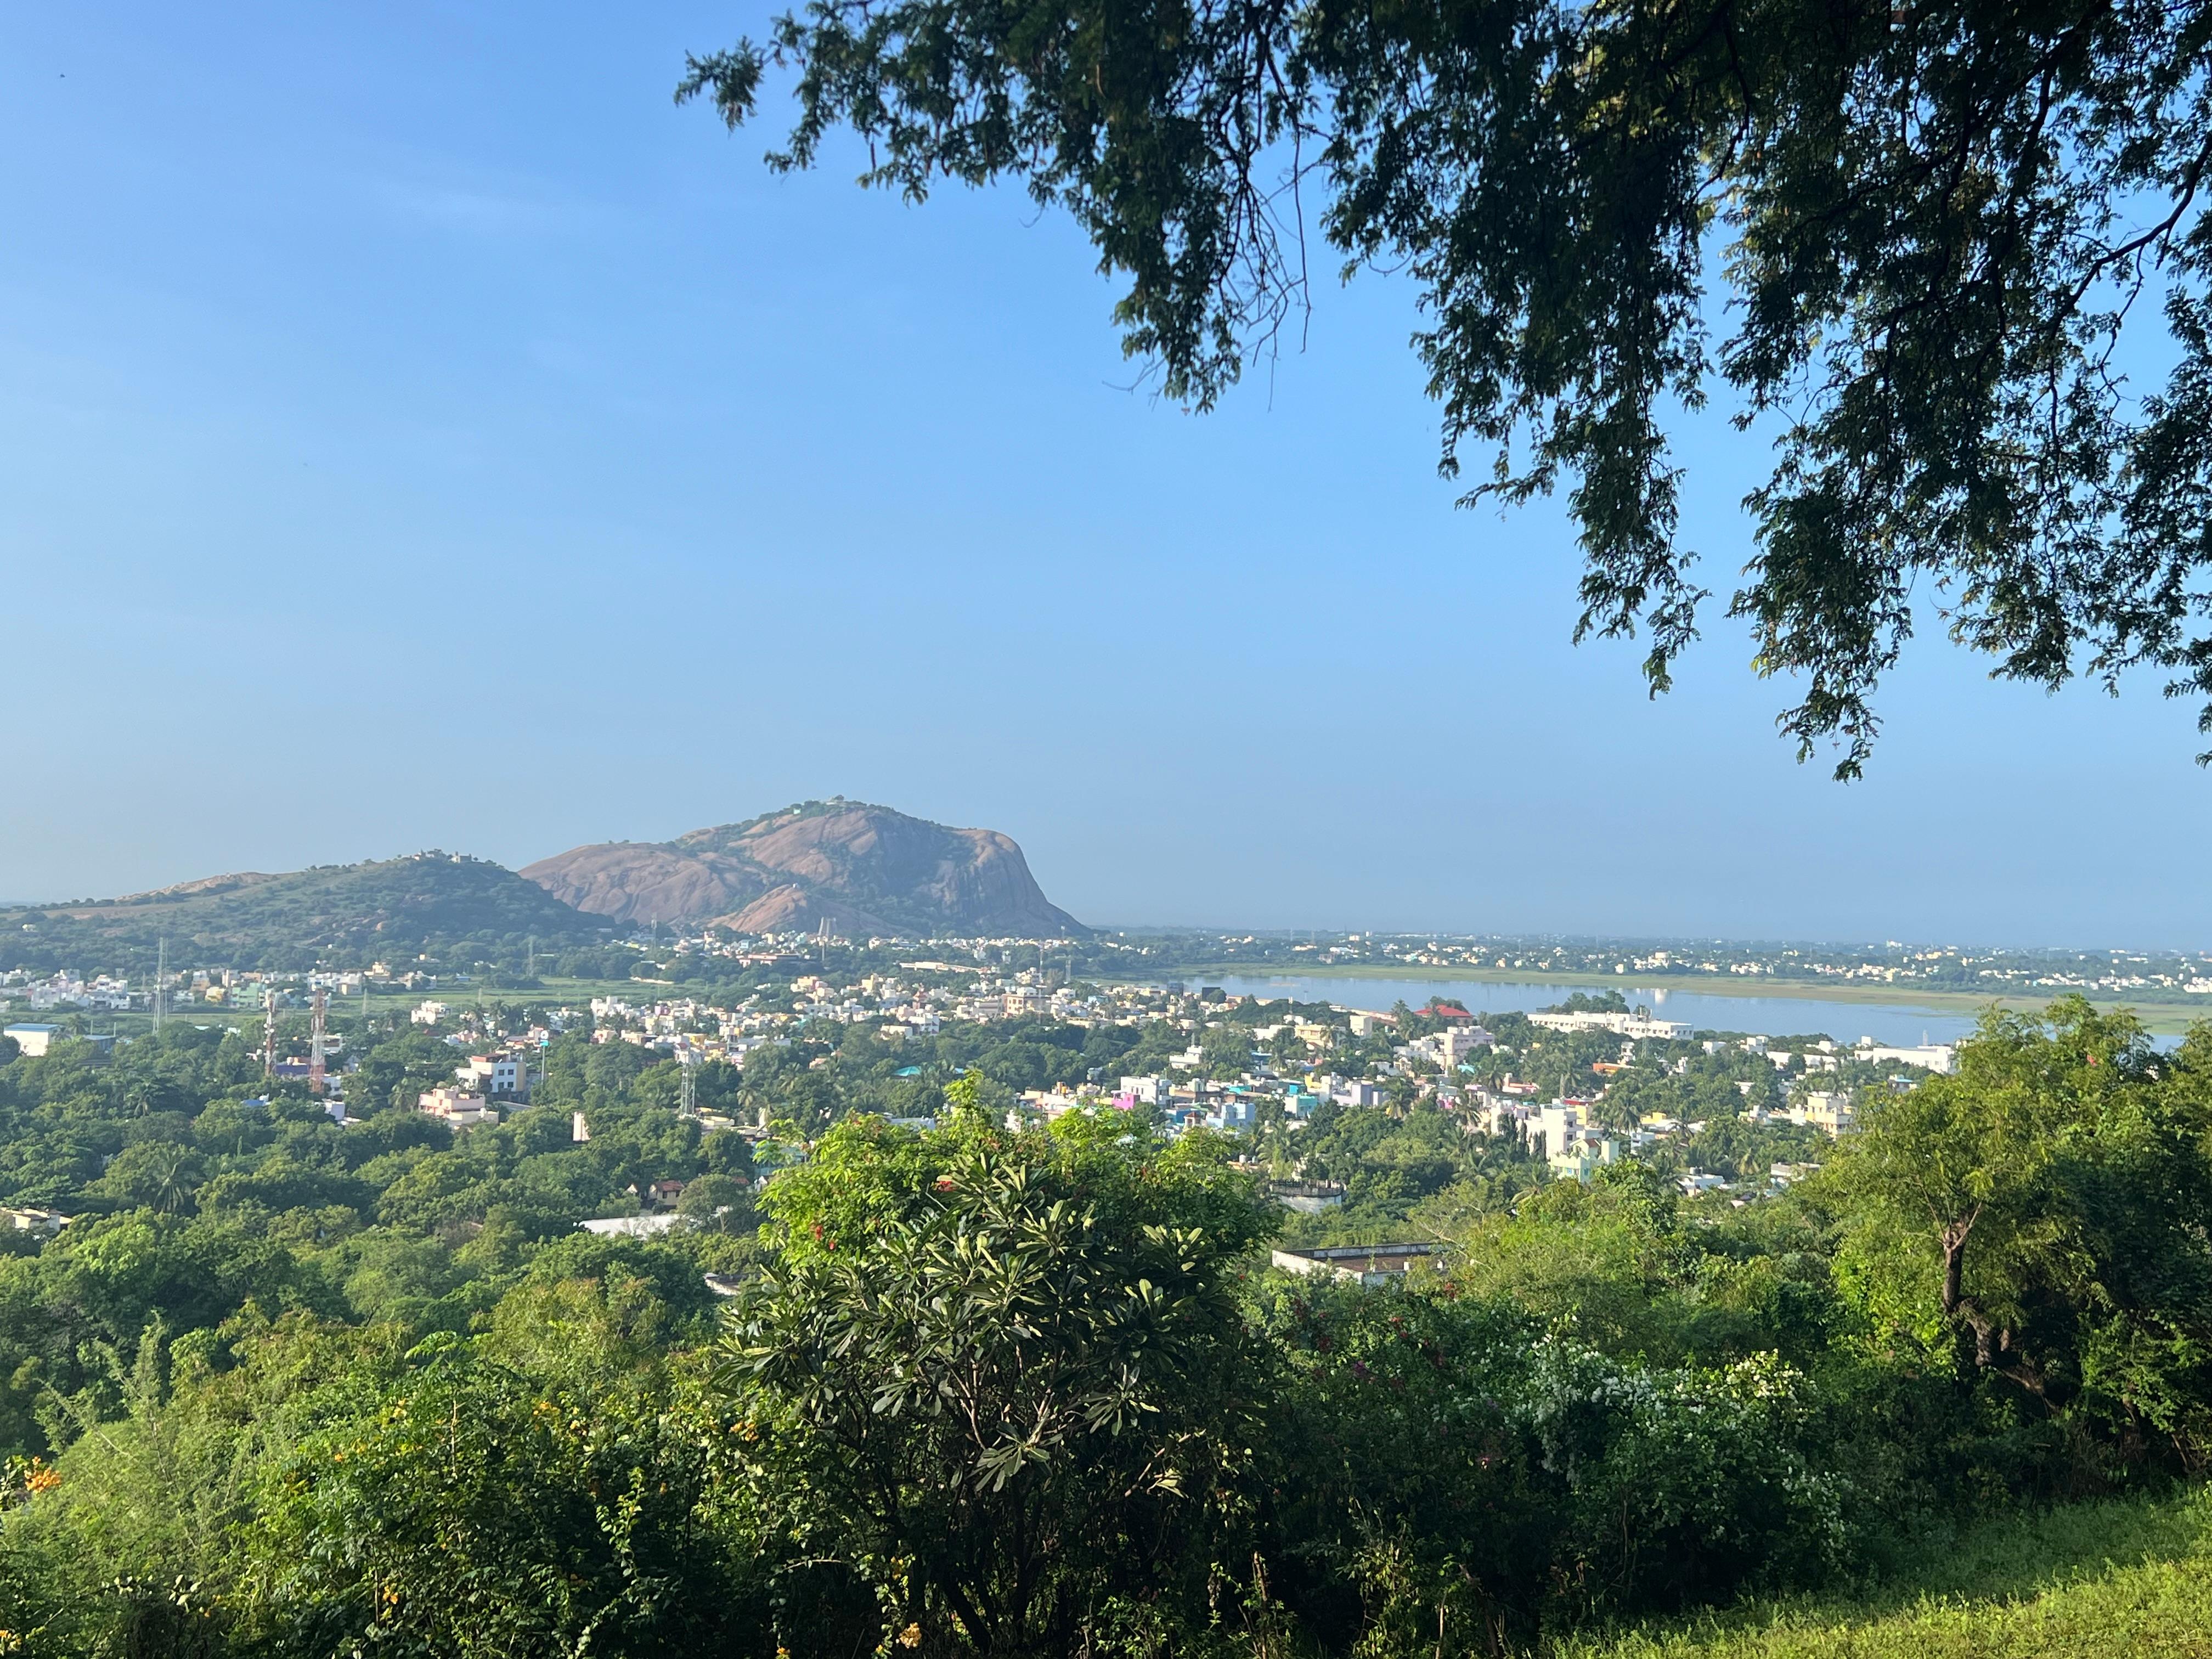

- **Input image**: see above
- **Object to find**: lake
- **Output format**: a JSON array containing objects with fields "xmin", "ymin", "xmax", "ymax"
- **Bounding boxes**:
[{"xmin": 1171, "ymin": 974, "xmax": 1986, "ymax": 1046}]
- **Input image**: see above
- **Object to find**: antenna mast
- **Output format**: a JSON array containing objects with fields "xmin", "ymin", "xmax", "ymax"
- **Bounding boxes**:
[
  {"xmin": 679, "ymin": 1049, "xmax": 696, "ymax": 1118},
  {"xmin": 309, "ymin": 988, "xmax": 328, "ymax": 1095},
  {"xmin": 153, "ymin": 937, "xmax": 167, "ymax": 1031},
  {"xmin": 261, "ymin": 988, "xmax": 278, "ymax": 1080}
]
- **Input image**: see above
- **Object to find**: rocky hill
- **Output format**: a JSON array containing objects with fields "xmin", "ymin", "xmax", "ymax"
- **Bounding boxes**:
[{"xmin": 521, "ymin": 800, "xmax": 1085, "ymax": 938}]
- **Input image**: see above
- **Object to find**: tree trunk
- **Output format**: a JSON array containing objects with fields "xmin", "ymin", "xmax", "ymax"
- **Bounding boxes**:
[{"xmin": 1940, "ymin": 1224, "xmax": 1970, "ymax": 1316}]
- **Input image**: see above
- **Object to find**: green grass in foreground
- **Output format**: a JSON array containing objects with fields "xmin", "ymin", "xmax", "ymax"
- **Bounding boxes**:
[{"xmin": 1556, "ymin": 1485, "xmax": 2212, "ymax": 1657}]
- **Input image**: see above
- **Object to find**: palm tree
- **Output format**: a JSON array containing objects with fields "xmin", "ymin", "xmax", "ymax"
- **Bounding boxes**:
[
  {"xmin": 140, "ymin": 1144, "xmax": 201, "ymax": 1215},
  {"xmin": 737, "ymin": 1077, "xmax": 774, "ymax": 1131}
]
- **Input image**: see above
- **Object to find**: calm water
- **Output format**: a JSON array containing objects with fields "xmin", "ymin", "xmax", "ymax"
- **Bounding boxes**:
[{"xmin": 1176, "ymin": 974, "xmax": 1983, "ymax": 1047}]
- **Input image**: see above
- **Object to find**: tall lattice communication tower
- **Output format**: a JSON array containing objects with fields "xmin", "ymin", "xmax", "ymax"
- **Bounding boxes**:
[{"xmin": 308, "ymin": 989, "xmax": 328, "ymax": 1095}]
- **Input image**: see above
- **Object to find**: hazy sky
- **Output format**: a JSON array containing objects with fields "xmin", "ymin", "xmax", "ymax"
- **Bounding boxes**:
[{"xmin": 1, "ymin": 3, "xmax": 2204, "ymax": 946}]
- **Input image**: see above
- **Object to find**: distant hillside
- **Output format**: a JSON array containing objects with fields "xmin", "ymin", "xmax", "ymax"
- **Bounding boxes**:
[
  {"xmin": 523, "ymin": 800, "xmax": 1085, "ymax": 938},
  {"xmin": 0, "ymin": 801, "xmax": 1082, "ymax": 975},
  {"xmin": 3, "ymin": 853, "xmax": 608, "ymax": 973}
]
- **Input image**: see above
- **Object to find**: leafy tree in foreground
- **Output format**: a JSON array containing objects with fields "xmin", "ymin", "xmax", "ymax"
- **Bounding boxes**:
[
  {"xmin": 682, "ymin": 0, "xmax": 2212, "ymax": 773},
  {"xmin": 720, "ymin": 1113, "xmax": 1278, "ymax": 1656},
  {"xmin": 1822, "ymin": 998, "xmax": 2212, "ymax": 1466},
  {"xmin": 1255, "ymin": 1274, "xmax": 1846, "ymax": 1650},
  {"xmin": 251, "ymin": 1340, "xmax": 754, "ymax": 1659}
]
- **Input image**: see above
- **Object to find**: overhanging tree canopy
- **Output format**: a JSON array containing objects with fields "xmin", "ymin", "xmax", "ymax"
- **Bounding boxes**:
[{"xmin": 681, "ymin": 0, "xmax": 2212, "ymax": 774}]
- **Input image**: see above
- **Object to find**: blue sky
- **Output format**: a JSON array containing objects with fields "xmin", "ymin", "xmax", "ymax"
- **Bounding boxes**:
[{"xmin": 1, "ymin": 2, "xmax": 2204, "ymax": 946}]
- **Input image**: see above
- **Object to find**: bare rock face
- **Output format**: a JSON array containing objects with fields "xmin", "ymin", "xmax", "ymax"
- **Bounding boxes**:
[
  {"xmin": 715, "ymin": 884, "xmax": 895, "ymax": 938},
  {"xmin": 517, "ymin": 843, "xmax": 763, "ymax": 928},
  {"xmin": 115, "ymin": 872, "xmax": 279, "ymax": 904},
  {"xmin": 520, "ymin": 802, "xmax": 1084, "ymax": 936}
]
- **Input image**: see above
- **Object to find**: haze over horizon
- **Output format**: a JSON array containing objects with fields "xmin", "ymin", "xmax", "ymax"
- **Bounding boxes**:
[
  {"xmin": 0, "ymin": 799, "xmax": 2196, "ymax": 957},
  {"xmin": 3, "ymin": 3, "xmax": 2207, "ymax": 947}
]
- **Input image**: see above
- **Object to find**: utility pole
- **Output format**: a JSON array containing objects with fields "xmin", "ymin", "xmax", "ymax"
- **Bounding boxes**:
[
  {"xmin": 261, "ymin": 988, "xmax": 278, "ymax": 1081},
  {"xmin": 308, "ymin": 989, "xmax": 328, "ymax": 1095}
]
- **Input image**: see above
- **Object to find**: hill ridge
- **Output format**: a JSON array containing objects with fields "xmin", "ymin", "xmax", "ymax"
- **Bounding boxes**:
[
  {"xmin": 4, "ymin": 852, "xmax": 611, "ymax": 972},
  {"xmin": 521, "ymin": 799, "xmax": 1084, "ymax": 938}
]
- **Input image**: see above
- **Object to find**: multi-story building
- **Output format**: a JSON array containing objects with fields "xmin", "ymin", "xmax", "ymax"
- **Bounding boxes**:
[{"xmin": 417, "ymin": 1086, "xmax": 500, "ymax": 1127}]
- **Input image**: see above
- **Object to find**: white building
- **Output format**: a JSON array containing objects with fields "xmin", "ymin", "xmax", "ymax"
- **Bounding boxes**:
[
  {"xmin": 1269, "ymin": 1182, "xmax": 1344, "ymax": 1215},
  {"xmin": 418, "ymin": 1086, "xmax": 499, "ymax": 1127},
  {"xmin": 1410, "ymin": 1025, "xmax": 1494, "ymax": 1072},
  {"xmin": 456, "ymin": 1054, "xmax": 527, "ymax": 1096},
  {"xmin": 1530, "ymin": 1103, "xmax": 1583, "ymax": 1159},
  {"xmin": 1476, "ymin": 1093, "xmax": 1531, "ymax": 1138},
  {"xmin": 23, "ymin": 974, "xmax": 132, "ymax": 1012},
  {"xmin": 1206, "ymin": 1097, "xmax": 1256, "ymax": 1132},
  {"xmin": 1528, "ymin": 1009, "xmax": 1691, "ymax": 1041},
  {"xmin": 579, "ymin": 1214, "xmax": 683, "ymax": 1238},
  {"xmin": 1530, "ymin": 1101, "xmax": 1621, "ymax": 1179},
  {"xmin": 3, "ymin": 1024, "xmax": 60, "ymax": 1057},
  {"xmin": 1854, "ymin": 1040, "xmax": 1956, "ymax": 1075},
  {"xmin": 1271, "ymin": 1243, "xmax": 1445, "ymax": 1286}
]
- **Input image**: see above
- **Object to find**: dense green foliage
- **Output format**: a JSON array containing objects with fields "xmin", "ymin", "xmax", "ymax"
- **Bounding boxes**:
[
  {"xmin": 1825, "ymin": 1005, "xmax": 2212, "ymax": 1464},
  {"xmin": 4, "ymin": 855, "xmax": 610, "ymax": 976},
  {"xmin": 5, "ymin": 997, "xmax": 2212, "ymax": 1656},
  {"xmin": 683, "ymin": 0, "xmax": 2212, "ymax": 771},
  {"xmin": 724, "ymin": 1108, "xmax": 1279, "ymax": 1652},
  {"xmin": 0, "ymin": 1020, "xmax": 751, "ymax": 1463}
]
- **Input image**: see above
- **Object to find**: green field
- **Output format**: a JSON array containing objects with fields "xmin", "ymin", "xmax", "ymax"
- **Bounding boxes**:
[
  {"xmin": 1556, "ymin": 1487, "xmax": 2212, "ymax": 1658},
  {"xmin": 1139, "ymin": 962, "xmax": 2210, "ymax": 1036}
]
